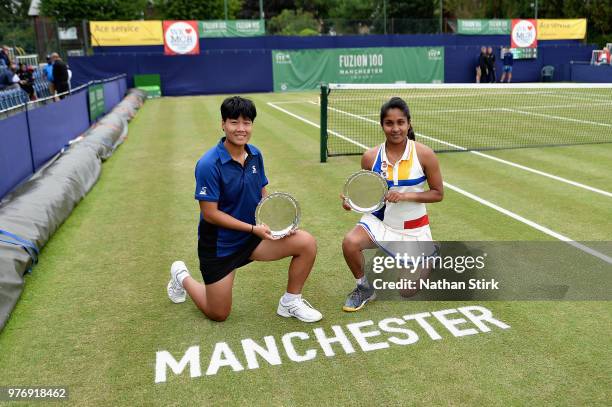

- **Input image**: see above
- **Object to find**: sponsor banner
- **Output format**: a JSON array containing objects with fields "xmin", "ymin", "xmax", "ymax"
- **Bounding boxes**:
[
  {"xmin": 88, "ymin": 84, "xmax": 105, "ymax": 122},
  {"xmin": 163, "ymin": 21, "xmax": 200, "ymax": 55},
  {"xmin": 537, "ymin": 19, "xmax": 587, "ymax": 40},
  {"xmin": 199, "ymin": 20, "xmax": 265, "ymax": 38},
  {"xmin": 508, "ymin": 48, "xmax": 537, "ymax": 59},
  {"xmin": 90, "ymin": 21, "xmax": 163, "ymax": 46},
  {"xmin": 272, "ymin": 47, "xmax": 444, "ymax": 92},
  {"xmin": 511, "ymin": 19, "xmax": 537, "ymax": 49},
  {"xmin": 457, "ymin": 19, "xmax": 511, "ymax": 35}
]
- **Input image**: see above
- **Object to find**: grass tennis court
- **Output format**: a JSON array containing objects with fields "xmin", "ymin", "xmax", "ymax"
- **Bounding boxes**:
[
  {"xmin": 323, "ymin": 85, "xmax": 612, "ymax": 155},
  {"xmin": 0, "ymin": 92, "xmax": 610, "ymax": 405}
]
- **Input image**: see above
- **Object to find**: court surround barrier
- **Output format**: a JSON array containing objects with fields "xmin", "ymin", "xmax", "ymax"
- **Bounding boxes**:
[
  {"xmin": 569, "ymin": 62, "xmax": 612, "ymax": 82},
  {"xmin": 0, "ymin": 75, "xmax": 128, "ymax": 200},
  {"xmin": 0, "ymin": 83, "xmax": 146, "ymax": 331},
  {"xmin": 71, "ymin": 36, "xmax": 596, "ymax": 93}
]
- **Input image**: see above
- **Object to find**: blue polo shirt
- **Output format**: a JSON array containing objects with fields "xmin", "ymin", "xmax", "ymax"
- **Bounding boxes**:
[
  {"xmin": 503, "ymin": 52, "xmax": 513, "ymax": 66},
  {"xmin": 195, "ymin": 137, "xmax": 268, "ymax": 257}
]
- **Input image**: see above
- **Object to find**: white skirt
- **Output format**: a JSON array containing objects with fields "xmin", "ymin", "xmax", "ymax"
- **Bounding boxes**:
[{"xmin": 358, "ymin": 213, "xmax": 437, "ymax": 259}]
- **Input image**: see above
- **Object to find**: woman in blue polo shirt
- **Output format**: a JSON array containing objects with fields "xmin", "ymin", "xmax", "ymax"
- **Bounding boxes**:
[{"xmin": 167, "ymin": 96, "xmax": 322, "ymax": 323}]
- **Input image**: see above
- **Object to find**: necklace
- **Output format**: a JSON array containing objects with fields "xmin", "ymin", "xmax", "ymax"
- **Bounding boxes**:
[
  {"xmin": 385, "ymin": 138, "xmax": 409, "ymax": 166},
  {"xmin": 385, "ymin": 147, "xmax": 405, "ymax": 166}
]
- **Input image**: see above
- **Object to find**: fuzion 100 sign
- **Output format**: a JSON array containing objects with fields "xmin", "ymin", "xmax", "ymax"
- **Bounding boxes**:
[
  {"xmin": 339, "ymin": 54, "xmax": 383, "ymax": 68},
  {"xmin": 272, "ymin": 47, "xmax": 444, "ymax": 91}
]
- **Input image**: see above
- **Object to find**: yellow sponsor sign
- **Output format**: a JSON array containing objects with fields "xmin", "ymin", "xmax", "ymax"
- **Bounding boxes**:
[
  {"xmin": 537, "ymin": 19, "xmax": 586, "ymax": 40},
  {"xmin": 90, "ymin": 21, "xmax": 163, "ymax": 46}
]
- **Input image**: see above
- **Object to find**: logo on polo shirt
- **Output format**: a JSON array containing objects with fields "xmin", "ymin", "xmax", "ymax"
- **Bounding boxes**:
[
  {"xmin": 252, "ymin": 165, "xmax": 257, "ymax": 174},
  {"xmin": 199, "ymin": 186, "xmax": 207, "ymax": 196}
]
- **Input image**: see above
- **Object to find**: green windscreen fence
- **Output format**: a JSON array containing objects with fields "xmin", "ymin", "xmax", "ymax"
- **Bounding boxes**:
[{"xmin": 272, "ymin": 47, "xmax": 444, "ymax": 92}]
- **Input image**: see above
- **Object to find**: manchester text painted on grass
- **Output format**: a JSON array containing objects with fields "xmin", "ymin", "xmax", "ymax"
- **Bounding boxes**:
[{"xmin": 155, "ymin": 305, "xmax": 510, "ymax": 383}]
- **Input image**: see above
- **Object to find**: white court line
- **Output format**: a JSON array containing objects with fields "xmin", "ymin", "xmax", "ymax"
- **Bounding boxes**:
[
  {"xmin": 319, "ymin": 100, "xmax": 612, "ymax": 116},
  {"xmin": 336, "ymin": 102, "xmax": 612, "ymax": 116},
  {"xmin": 416, "ymin": 103, "xmax": 612, "ymax": 114},
  {"xmin": 326, "ymin": 104, "xmax": 612, "ymax": 198},
  {"xmin": 267, "ymin": 102, "xmax": 368, "ymax": 149},
  {"xmin": 363, "ymin": 107, "xmax": 505, "ymax": 115},
  {"xmin": 331, "ymin": 91, "xmax": 555, "ymax": 102},
  {"xmin": 443, "ymin": 183, "xmax": 612, "ymax": 265},
  {"xmin": 521, "ymin": 102, "xmax": 612, "ymax": 110},
  {"xmin": 504, "ymin": 108, "xmax": 612, "ymax": 128},
  {"xmin": 271, "ymin": 100, "xmax": 319, "ymax": 105},
  {"xmin": 558, "ymin": 91, "xmax": 612, "ymax": 98},
  {"xmin": 267, "ymin": 102, "xmax": 612, "ymax": 265},
  {"xmin": 540, "ymin": 92, "xmax": 612, "ymax": 104}
]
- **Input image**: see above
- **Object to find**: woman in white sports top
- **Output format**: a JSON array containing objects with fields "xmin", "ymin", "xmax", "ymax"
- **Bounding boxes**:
[{"xmin": 340, "ymin": 96, "xmax": 444, "ymax": 312}]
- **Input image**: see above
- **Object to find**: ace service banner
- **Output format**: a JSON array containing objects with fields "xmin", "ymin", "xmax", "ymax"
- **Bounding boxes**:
[
  {"xmin": 537, "ymin": 19, "xmax": 587, "ymax": 40},
  {"xmin": 163, "ymin": 21, "xmax": 200, "ymax": 55},
  {"xmin": 272, "ymin": 47, "xmax": 444, "ymax": 91},
  {"xmin": 90, "ymin": 21, "xmax": 163, "ymax": 46}
]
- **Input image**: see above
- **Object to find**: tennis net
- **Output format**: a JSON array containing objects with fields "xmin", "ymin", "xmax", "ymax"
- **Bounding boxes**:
[{"xmin": 320, "ymin": 83, "xmax": 612, "ymax": 162}]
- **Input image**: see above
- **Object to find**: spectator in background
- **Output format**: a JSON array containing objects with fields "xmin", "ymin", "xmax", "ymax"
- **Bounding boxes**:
[
  {"xmin": 0, "ymin": 63, "xmax": 19, "ymax": 91},
  {"xmin": 500, "ymin": 48, "xmax": 514, "ymax": 83},
  {"xmin": 597, "ymin": 46, "xmax": 610, "ymax": 65},
  {"xmin": 478, "ymin": 46, "xmax": 488, "ymax": 84},
  {"xmin": 44, "ymin": 55, "xmax": 55, "ymax": 97},
  {"xmin": 0, "ymin": 45, "xmax": 11, "ymax": 67},
  {"xmin": 67, "ymin": 64, "xmax": 72, "ymax": 90},
  {"xmin": 51, "ymin": 52, "xmax": 69, "ymax": 99},
  {"xmin": 486, "ymin": 46, "xmax": 496, "ymax": 83},
  {"xmin": 17, "ymin": 62, "xmax": 36, "ymax": 100}
]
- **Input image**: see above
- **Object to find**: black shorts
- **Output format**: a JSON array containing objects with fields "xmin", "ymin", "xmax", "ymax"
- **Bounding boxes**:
[{"xmin": 198, "ymin": 235, "xmax": 262, "ymax": 285}]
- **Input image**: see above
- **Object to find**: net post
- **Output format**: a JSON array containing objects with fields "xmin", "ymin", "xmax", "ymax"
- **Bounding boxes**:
[{"xmin": 320, "ymin": 84, "xmax": 328, "ymax": 163}]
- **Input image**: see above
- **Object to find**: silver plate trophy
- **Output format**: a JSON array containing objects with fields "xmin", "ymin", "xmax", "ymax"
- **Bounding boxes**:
[
  {"xmin": 255, "ymin": 192, "xmax": 301, "ymax": 238},
  {"xmin": 343, "ymin": 170, "xmax": 389, "ymax": 213}
]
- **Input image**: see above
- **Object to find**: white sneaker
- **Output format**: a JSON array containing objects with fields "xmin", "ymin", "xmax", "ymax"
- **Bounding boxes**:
[
  {"xmin": 167, "ymin": 261, "xmax": 189, "ymax": 303},
  {"xmin": 277, "ymin": 297, "xmax": 323, "ymax": 323}
]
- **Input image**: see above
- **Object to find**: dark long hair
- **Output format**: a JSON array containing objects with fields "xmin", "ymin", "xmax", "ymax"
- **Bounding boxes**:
[{"xmin": 380, "ymin": 97, "xmax": 415, "ymax": 140}]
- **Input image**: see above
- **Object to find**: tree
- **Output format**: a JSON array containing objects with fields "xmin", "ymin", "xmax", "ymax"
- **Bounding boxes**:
[
  {"xmin": 328, "ymin": 0, "xmax": 376, "ymax": 20},
  {"xmin": 588, "ymin": 0, "xmax": 610, "ymax": 46},
  {"xmin": 238, "ymin": 0, "xmax": 332, "ymax": 20},
  {"xmin": 371, "ymin": 0, "xmax": 437, "ymax": 34},
  {"xmin": 40, "ymin": 0, "xmax": 148, "ymax": 23},
  {"xmin": 268, "ymin": 9, "xmax": 319, "ymax": 35},
  {"xmin": 1, "ymin": 0, "xmax": 31, "ymax": 22},
  {"xmin": 0, "ymin": 1, "xmax": 35, "ymax": 52},
  {"xmin": 154, "ymin": 0, "xmax": 242, "ymax": 21}
]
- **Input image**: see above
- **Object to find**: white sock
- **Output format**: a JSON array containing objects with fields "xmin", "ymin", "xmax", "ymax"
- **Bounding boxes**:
[
  {"xmin": 281, "ymin": 292, "xmax": 301, "ymax": 305},
  {"xmin": 356, "ymin": 275, "xmax": 369, "ymax": 287},
  {"xmin": 176, "ymin": 269, "xmax": 190, "ymax": 286}
]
